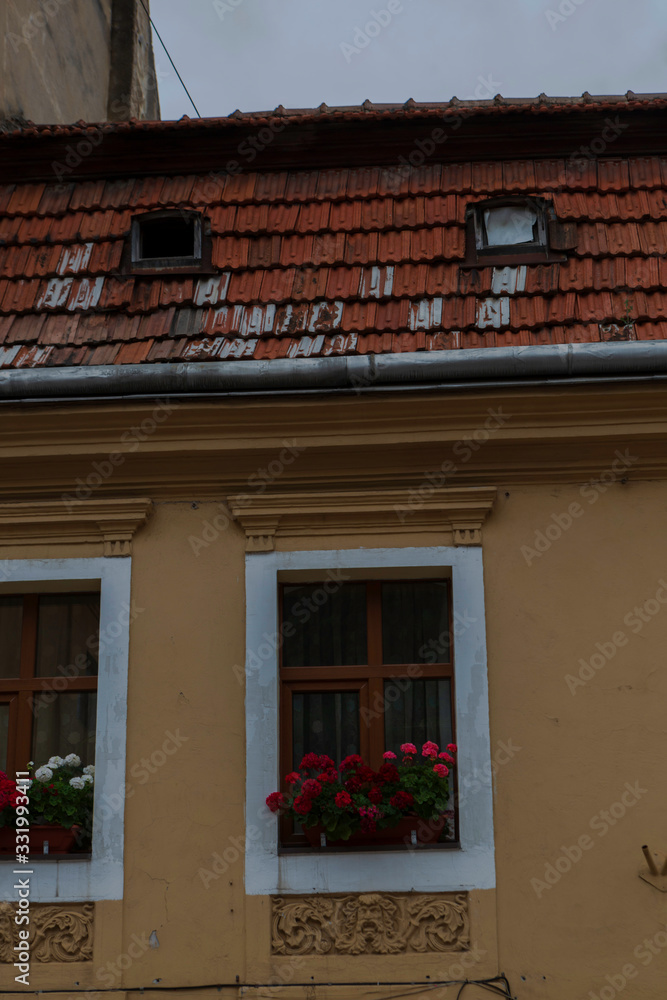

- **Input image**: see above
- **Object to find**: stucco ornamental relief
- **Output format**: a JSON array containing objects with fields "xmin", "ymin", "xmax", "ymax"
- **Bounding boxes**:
[
  {"xmin": 0, "ymin": 902, "xmax": 94, "ymax": 963},
  {"xmin": 271, "ymin": 892, "xmax": 469, "ymax": 955}
]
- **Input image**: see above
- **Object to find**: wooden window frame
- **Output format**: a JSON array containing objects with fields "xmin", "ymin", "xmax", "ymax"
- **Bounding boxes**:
[
  {"xmin": 0, "ymin": 593, "xmax": 99, "ymax": 776},
  {"xmin": 123, "ymin": 210, "xmax": 214, "ymax": 275},
  {"xmin": 278, "ymin": 579, "xmax": 456, "ymax": 849},
  {"xmin": 462, "ymin": 196, "xmax": 568, "ymax": 267}
]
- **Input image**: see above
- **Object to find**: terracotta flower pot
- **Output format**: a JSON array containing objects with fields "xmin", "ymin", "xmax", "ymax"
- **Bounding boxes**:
[
  {"xmin": 303, "ymin": 814, "xmax": 448, "ymax": 848},
  {"xmin": 0, "ymin": 823, "xmax": 79, "ymax": 855}
]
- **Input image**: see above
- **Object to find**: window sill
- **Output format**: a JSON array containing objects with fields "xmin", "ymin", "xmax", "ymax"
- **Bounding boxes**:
[{"xmin": 279, "ymin": 840, "xmax": 460, "ymax": 855}]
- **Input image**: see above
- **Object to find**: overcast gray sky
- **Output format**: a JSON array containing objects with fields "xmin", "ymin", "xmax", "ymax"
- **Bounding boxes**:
[{"xmin": 150, "ymin": 0, "xmax": 667, "ymax": 120}]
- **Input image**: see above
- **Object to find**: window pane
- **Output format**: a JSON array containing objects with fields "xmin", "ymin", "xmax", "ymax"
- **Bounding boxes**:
[
  {"xmin": 381, "ymin": 582, "xmax": 449, "ymax": 664},
  {"xmin": 483, "ymin": 205, "xmax": 537, "ymax": 246},
  {"xmin": 35, "ymin": 594, "xmax": 100, "ymax": 678},
  {"xmin": 292, "ymin": 691, "xmax": 359, "ymax": 764},
  {"xmin": 383, "ymin": 678, "xmax": 453, "ymax": 753},
  {"xmin": 0, "ymin": 704, "xmax": 8, "ymax": 772},
  {"xmin": 31, "ymin": 692, "xmax": 97, "ymax": 767},
  {"xmin": 282, "ymin": 583, "xmax": 367, "ymax": 666},
  {"xmin": 0, "ymin": 597, "xmax": 22, "ymax": 679}
]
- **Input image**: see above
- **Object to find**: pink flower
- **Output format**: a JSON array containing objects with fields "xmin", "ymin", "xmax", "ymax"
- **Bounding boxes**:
[
  {"xmin": 433, "ymin": 764, "xmax": 449, "ymax": 778},
  {"xmin": 446, "ymin": 743, "xmax": 458, "ymax": 753},
  {"xmin": 382, "ymin": 751, "xmax": 397, "ymax": 759},
  {"xmin": 439, "ymin": 752, "xmax": 454, "ymax": 764},
  {"xmin": 400, "ymin": 743, "xmax": 417, "ymax": 755},
  {"xmin": 421, "ymin": 740, "xmax": 439, "ymax": 758}
]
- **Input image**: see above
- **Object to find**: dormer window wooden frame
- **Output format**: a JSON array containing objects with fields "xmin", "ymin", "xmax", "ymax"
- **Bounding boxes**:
[
  {"xmin": 125, "ymin": 210, "xmax": 213, "ymax": 275},
  {"xmin": 463, "ymin": 196, "xmax": 570, "ymax": 267}
]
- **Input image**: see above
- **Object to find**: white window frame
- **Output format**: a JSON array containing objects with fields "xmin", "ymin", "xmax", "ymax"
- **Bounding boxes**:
[
  {"xmin": 0, "ymin": 556, "xmax": 131, "ymax": 902},
  {"xmin": 244, "ymin": 545, "xmax": 495, "ymax": 895}
]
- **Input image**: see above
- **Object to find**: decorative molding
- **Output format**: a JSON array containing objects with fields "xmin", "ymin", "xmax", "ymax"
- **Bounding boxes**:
[
  {"xmin": 0, "ymin": 498, "xmax": 152, "ymax": 555},
  {"xmin": 228, "ymin": 487, "xmax": 497, "ymax": 551},
  {"xmin": 271, "ymin": 892, "xmax": 469, "ymax": 955},
  {"xmin": 0, "ymin": 902, "xmax": 94, "ymax": 962}
]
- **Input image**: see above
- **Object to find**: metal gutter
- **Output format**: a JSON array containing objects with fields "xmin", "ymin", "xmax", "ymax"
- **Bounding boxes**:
[{"xmin": 1, "ymin": 341, "xmax": 666, "ymax": 403}]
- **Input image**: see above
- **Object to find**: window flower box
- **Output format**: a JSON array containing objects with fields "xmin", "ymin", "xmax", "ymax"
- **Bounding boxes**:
[
  {"xmin": 267, "ymin": 741, "xmax": 457, "ymax": 847},
  {"xmin": 0, "ymin": 755, "xmax": 94, "ymax": 857}
]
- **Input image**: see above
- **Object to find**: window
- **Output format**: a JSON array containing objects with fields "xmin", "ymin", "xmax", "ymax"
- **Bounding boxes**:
[
  {"xmin": 279, "ymin": 579, "xmax": 456, "ymax": 846},
  {"xmin": 464, "ymin": 197, "xmax": 570, "ymax": 266},
  {"xmin": 0, "ymin": 593, "xmax": 99, "ymax": 777},
  {"xmin": 245, "ymin": 547, "xmax": 495, "ymax": 896},
  {"xmin": 128, "ymin": 210, "xmax": 209, "ymax": 272},
  {"xmin": 0, "ymin": 558, "xmax": 131, "ymax": 902}
]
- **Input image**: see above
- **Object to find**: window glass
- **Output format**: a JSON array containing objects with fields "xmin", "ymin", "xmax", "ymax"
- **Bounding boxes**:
[
  {"xmin": 282, "ymin": 583, "xmax": 367, "ymax": 666},
  {"xmin": 139, "ymin": 217, "xmax": 196, "ymax": 259},
  {"xmin": 0, "ymin": 597, "xmax": 22, "ymax": 679},
  {"xmin": 381, "ymin": 581, "xmax": 449, "ymax": 663},
  {"xmin": 31, "ymin": 691, "xmax": 97, "ymax": 767},
  {"xmin": 483, "ymin": 205, "xmax": 538, "ymax": 246},
  {"xmin": 292, "ymin": 690, "xmax": 360, "ymax": 763},
  {"xmin": 0, "ymin": 704, "xmax": 9, "ymax": 771},
  {"xmin": 35, "ymin": 594, "xmax": 99, "ymax": 678},
  {"xmin": 383, "ymin": 678, "xmax": 453, "ymax": 753}
]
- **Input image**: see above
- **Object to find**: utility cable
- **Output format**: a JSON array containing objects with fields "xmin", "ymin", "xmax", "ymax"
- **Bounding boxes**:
[{"xmin": 138, "ymin": 0, "xmax": 202, "ymax": 117}]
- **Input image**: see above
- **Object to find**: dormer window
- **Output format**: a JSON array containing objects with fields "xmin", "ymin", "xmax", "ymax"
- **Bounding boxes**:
[
  {"xmin": 128, "ymin": 210, "xmax": 210, "ymax": 273},
  {"xmin": 463, "ymin": 197, "xmax": 572, "ymax": 266}
]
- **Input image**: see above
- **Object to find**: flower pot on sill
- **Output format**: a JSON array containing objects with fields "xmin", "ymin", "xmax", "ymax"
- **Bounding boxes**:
[
  {"xmin": 0, "ymin": 824, "xmax": 80, "ymax": 856},
  {"xmin": 303, "ymin": 814, "xmax": 448, "ymax": 848}
]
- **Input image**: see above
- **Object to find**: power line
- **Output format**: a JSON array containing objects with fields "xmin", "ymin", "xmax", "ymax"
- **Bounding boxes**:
[{"xmin": 138, "ymin": 0, "xmax": 202, "ymax": 118}]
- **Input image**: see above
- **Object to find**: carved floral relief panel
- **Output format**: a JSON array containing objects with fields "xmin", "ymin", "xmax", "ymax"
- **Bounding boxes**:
[
  {"xmin": 0, "ymin": 903, "xmax": 93, "ymax": 963},
  {"xmin": 272, "ymin": 892, "xmax": 469, "ymax": 955}
]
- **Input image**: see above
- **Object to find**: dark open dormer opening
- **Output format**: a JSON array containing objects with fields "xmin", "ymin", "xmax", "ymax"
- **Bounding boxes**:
[{"xmin": 128, "ymin": 210, "xmax": 209, "ymax": 272}]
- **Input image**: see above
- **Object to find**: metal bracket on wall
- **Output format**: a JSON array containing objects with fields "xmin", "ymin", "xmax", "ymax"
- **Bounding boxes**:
[{"xmin": 639, "ymin": 844, "xmax": 667, "ymax": 892}]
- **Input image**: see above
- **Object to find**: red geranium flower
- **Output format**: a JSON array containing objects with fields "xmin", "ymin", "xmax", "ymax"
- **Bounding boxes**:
[
  {"xmin": 301, "ymin": 778, "xmax": 322, "ymax": 798},
  {"xmin": 446, "ymin": 743, "xmax": 458, "ymax": 753},
  {"xmin": 317, "ymin": 768, "xmax": 339, "ymax": 784},
  {"xmin": 299, "ymin": 752, "xmax": 323, "ymax": 770},
  {"xmin": 433, "ymin": 763, "xmax": 449, "ymax": 778},
  {"xmin": 335, "ymin": 791, "xmax": 352, "ymax": 808},
  {"xmin": 390, "ymin": 790, "xmax": 414, "ymax": 810},
  {"xmin": 285, "ymin": 771, "xmax": 300, "ymax": 785},
  {"xmin": 421, "ymin": 740, "xmax": 439, "ymax": 758},
  {"xmin": 266, "ymin": 792, "xmax": 285, "ymax": 813},
  {"xmin": 340, "ymin": 754, "xmax": 364, "ymax": 772},
  {"xmin": 357, "ymin": 765, "xmax": 376, "ymax": 783},
  {"xmin": 293, "ymin": 794, "xmax": 313, "ymax": 815},
  {"xmin": 368, "ymin": 787, "xmax": 383, "ymax": 804},
  {"xmin": 439, "ymin": 752, "xmax": 454, "ymax": 764},
  {"xmin": 345, "ymin": 775, "xmax": 364, "ymax": 793},
  {"xmin": 377, "ymin": 762, "xmax": 399, "ymax": 783}
]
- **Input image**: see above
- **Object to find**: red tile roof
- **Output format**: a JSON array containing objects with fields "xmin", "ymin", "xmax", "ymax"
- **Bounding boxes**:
[{"xmin": 1, "ymin": 96, "xmax": 667, "ymax": 367}]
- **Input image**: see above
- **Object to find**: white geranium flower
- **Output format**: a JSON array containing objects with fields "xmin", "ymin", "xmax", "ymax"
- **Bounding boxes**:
[
  {"xmin": 35, "ymin": 766, "xmax": 53, "ymax": 782},
  {"xmin": 47, "ymin": 756, "xmax": 64, "ymax": 768},
  {"xmin": 69, "ymin": 776, "xmax": 85, "ymax": 789},
  {"xmin": 81, "ymin": 774, "xmax": 93, "ymax": 784},
  {"xmin": 64, "ymin": 753, "xmax": 81, "ymax": 767},
  {"xmin": 27, "ymin": 761, "xmax": 34, "ymax": 768},
  {"xmin": 83, "ymin": 765, "xmax": 95, "ymax": 775}
]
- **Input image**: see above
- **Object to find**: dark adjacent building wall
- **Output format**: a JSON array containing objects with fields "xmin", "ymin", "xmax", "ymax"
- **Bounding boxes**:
[{"xmin": 0, "ymin": 0, "xmax": 159, "ymax": 126}]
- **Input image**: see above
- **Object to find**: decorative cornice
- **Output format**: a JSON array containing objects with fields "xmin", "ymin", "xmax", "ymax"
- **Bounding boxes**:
[
  {"xmin": 227, "ymin": 487, "xmax": 497, "ymax": 551},
  {"xmin": 0, "ymin": 902, "xmax": 93, "ymax": 962},
  {"xmin": 0, "ymin": 498, "xmax": 152, "ymax": 555},
  {"xmin": 272, "ymin": 892, "xmax": 469, "ymax": 955}
]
